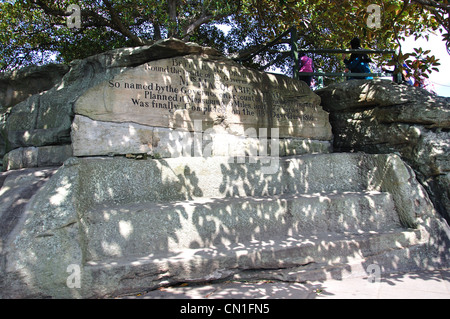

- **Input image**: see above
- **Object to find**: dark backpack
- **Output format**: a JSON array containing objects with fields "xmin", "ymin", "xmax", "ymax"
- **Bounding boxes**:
[{"xmin": 347, "ymin": 56, "xmax": 371, "ymax": 74}]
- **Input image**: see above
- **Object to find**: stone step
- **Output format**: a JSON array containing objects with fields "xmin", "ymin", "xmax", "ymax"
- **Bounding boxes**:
[
  {"xmin": 83, "ymin": 227, "xmax": 427, "ymax": 298},
  {"xmin": 84, "ymin": 191, "xmax": 400, "ymax": 261},
  {"xmin": 6, "ymin": 152, "xmax": 438, "ymax": 298},
  {"xmin": 71, "ymin": 152, "xmax": 426, "ymax": 229},
  {"xmin": 75, "ymin": 154, "xmax": 374, "ymax": 206}
]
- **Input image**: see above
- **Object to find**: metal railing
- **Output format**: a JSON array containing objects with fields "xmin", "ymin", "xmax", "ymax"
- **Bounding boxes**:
[{"xmin": 234, "ymin": 27, "xmax": 399, "ymax": 83}]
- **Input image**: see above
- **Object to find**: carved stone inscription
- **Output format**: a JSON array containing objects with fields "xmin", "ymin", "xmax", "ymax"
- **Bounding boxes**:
[{"xmin": 74, "ymin": 55, "xmax": 331, "ymax": 139}]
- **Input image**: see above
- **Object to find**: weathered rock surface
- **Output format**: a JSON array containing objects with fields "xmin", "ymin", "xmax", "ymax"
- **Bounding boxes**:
[
  {"xmin": 71, "ymin": 51, "xmax": 331, "ymax": 158},
  {"xmin": 316, "ymin": 79, "xmax": 450, "ymax": 223},
  {"xmin": 0, "ymin": 63, "xmax": 69, "ymax": 109},
  {"xmin": 0, "ymin": 39, "xmax": 226, "ymax": 165},
  {"xmin": 0, "ymin": 64, "xmax": 70, "ymax": 160},
  {"xmin": 0, "ymin": 42, "xmax": 448, "ymax": 300},
  {"xmin": 3, "ymin": 145, "xmax": 72, "ymax": 171},
  {"xmin": 0, "ymin": 167, "xmax": 58, "ymax": 298},
  {"xmin": 1, "ymin": 38, "xmax": 332, "ymax": 167},
  {"xmin": 1, "ymin": 153, "xmax": 448, "ymax": 298}
]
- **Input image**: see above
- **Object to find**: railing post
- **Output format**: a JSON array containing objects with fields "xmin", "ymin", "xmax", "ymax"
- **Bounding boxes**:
[
  {"xmin": 394, "ymin": 63, "xmax": 402, "ymax": 84},
  {"xmin": 291, "ymin": 27, "xmax": 299, "ymax": 80}
]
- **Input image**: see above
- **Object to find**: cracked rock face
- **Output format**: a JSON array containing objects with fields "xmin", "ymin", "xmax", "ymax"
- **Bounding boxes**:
[
  {"xmin": 71, "ymin": 53, "xmax": 331, "ymax": 158},
  {"xmin": 316, "ymin": 79, "xmax": 450, "ymax": 223},
  {"xmin": 1, "ymin": 38, "xmax": 332, "ymax": 167},
  {"xmin": 0, "ymin": 39, "xmax": 225, "ymax": 163},
  {"xmin": 2, "ymin": 153, "xmax": 448, "ymax": 298},
  {"xmin": 0, "ymin": 63, "xmax": 70, "ymax": 109}
]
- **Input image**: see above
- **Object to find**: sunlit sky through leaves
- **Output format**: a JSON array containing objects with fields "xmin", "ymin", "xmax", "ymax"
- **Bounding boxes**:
[{"xmin": 401, "ymin": 33, "xmax": 450, "ymax": 97}]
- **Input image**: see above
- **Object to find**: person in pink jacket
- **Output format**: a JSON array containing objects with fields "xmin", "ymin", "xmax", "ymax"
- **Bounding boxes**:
[{"xmin": 299, "ymin": 54, "xmax": 314, "ymax": 87}]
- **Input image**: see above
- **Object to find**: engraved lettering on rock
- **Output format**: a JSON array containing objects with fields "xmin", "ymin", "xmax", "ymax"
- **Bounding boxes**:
[{"xmin": 105, "ymin": 58, "xmax": 316, "ymax": 123}]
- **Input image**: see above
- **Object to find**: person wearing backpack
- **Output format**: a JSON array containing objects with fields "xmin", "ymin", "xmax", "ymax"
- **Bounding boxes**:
[{"xmin": 344, "ymin": 37, "xmax": 373, "ymax": 80}]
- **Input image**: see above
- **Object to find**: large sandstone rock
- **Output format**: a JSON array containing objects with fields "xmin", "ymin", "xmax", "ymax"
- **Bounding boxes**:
[
  {"xmin": 0, "ymin": 39, "xmax": 226, "ymax": 165},
  {"xmin": 1, "ymin": 153, "xmax": 448, "ymax": 298},
  {"xmin": 3, "ymin": 145, "xmax": 73, "ymax": 171},
  {"xmin": 71, "ymin": 52, "xmax": 331, "ymax": 158},
  {"xmin": 1, "ymin": 38, "xmax": 332, "ymax": 168},
  {"xmin": 1, "ymin": 42, "xmax": 448, "ymax": 300},
  {"xmin": 0, "ymin": 64, "xmax": 69, "ymax": 160},
  {"xmin": 316, "ymin": 79, "xmax": 450, "ymax": 222},
  {"xmin": 0, "ymin": 167, "xmax": 58, "ymax": 298},
  {"xmin": 0, "ymin": 63, "xmax": 69, "ymax": 109}
]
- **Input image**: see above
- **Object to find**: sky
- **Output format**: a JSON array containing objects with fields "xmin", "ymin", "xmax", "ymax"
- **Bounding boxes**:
[{"xmin": 400, "ymin": 32, "xmax": 450, "ymax": 97}]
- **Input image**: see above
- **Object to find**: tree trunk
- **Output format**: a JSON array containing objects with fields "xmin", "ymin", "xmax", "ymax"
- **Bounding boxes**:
[{"xmin": 167, "ymin": 0, "xmax": 179, "ymax": 38}]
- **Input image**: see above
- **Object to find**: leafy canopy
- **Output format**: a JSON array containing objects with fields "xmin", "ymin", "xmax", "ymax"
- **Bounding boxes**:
[{"xmin": 0, "ymin": 0, "xmax": 448, "ymax": 80}]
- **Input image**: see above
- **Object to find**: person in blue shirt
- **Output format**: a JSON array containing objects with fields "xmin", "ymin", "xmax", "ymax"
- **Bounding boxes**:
[{"xmin": 344, "ymin": 38, "xmax": 373, "ymax": 80}]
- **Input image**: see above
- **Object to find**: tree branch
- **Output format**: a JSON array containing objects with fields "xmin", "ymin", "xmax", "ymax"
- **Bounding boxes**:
[
  {"xmin": 153, "ymin": 22, "xmax": 163, "ymax": 41},
  {"xmin": 182, "ymin": 13, "xmax": 222, "ymax": 40},
  {"xmin": 31, "ymin": 0, "xmax": 70, "ymax": 16},
  {"xmin": 167, "ymin": 0, "xmax": 180, "ymax": 37},
  {"xmin": 411, "ymin": 0, "xmax": 450, "ymax": 10},
  {"xmin": 32, "ymin": 0, "xmax": 147, "ymax": 46},
  {"xmin": 181, "ymin": 0, "xmax": 242, "ymax": 41},
  {"xmin": 103, "ymin": 0, "xmax": 146, "ymax": 45}
]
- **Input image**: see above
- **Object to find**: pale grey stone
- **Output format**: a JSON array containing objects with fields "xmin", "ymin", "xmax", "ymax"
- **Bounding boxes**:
[
  {"xmin": 2, "ymin": 153, "xmax": 448, "ymax": 298},
  {"xmin": 72, "ymin": 53, "xmax": 332, "ymax": 158},
  {"xmin": 2, "ymin": 39, "xmax": 333, "ymax": 166},
  {"xmin": 316, "ymin": 79, "xmax": 450, "ymax": 223},
  {"xmin": 3, "ymin": 145, "xmax": 72, "ymax": 170},
  {"xmin": 71, "ymin": 115, "xmax": 154, "ymax": 156},
  {"xmin": 0, "ymin": 63, "xmax": 69, "ymax": 109},
  {"xmin": 1, "ymin": 39, "xmax": 224, "ymax": 161}
]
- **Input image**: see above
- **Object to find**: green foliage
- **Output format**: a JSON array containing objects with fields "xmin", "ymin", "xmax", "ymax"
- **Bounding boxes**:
[
  {"xmin": 0, "ymin": 0, "xmax": 448, "ymax": 80},
  {"xmin": 405, "ymin": 48, "xmax": 441, "ymax": 82},
  {"xmin": 229, "ymin": 0, "xmax": 446, "ymax": 77}
]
